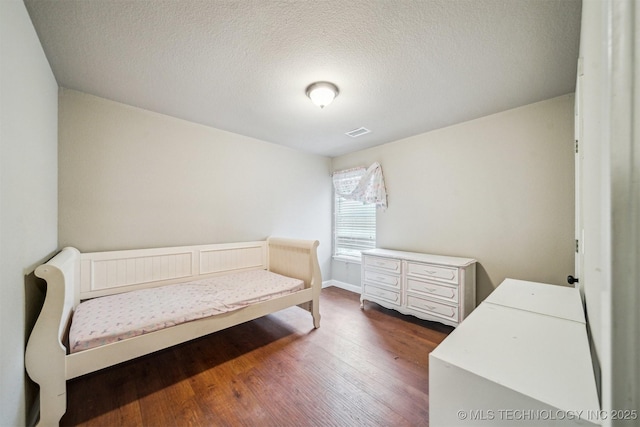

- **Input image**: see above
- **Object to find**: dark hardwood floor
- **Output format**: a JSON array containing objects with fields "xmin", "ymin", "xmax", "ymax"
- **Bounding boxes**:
[{"xmin": 61, "ymin": 286, "xmax": 453, "ymax": 427}]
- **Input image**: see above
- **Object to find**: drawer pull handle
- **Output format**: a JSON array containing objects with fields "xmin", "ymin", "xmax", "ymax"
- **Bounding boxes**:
[
  {"xmin": 426, "ymin": 287, "xmax": 436, "ymax": 293},
  {"xmin": 426, "ymin": 305, "xmax": 437, "ymax": 311}
]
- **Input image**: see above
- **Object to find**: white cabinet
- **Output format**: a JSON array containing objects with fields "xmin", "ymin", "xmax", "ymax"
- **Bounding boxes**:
[
  {"xmin": 360, "ymin": 249, "xmax": 476, "ymax": 327},
  {"xmin": 429, "ymin": 279, "xmax": 600, "ymax": 426}
]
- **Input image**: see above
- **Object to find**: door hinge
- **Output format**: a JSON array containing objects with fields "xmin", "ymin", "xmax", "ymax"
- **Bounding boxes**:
[
  {"xmin": 575, "ymin": 139, "xmax": 579, "ymax": 154},
  {"xmin": 576, "ymin": 239, "xmax": 579, "ymax": 253}
]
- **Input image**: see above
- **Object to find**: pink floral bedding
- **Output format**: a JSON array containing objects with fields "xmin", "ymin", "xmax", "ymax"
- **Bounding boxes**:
[{"xmin": 69, "ymin": 269, "xmax": 304, "ymax": 353}]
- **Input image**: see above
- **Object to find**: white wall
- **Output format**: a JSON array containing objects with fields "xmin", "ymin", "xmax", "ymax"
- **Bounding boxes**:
[
  {"xmin": 0, "ymin": 1, "xmax": 59, "ymax": 425},
  {"xmin": 332, "ymin": 95, "xmax": 575, "ymax": 302},
  {"xmin": 58, "ymin": 90, "xmax": 333, "ymax": 277}
]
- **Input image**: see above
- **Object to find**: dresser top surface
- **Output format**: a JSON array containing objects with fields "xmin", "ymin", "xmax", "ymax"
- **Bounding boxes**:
[{"xmin": 362, "ymin": 248, "xmax": 476, "ymax": 267}]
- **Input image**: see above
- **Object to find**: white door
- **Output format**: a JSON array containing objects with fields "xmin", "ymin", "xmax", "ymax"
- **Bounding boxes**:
[
  {"xmin": 573, "ymin": 57, "xmax": 584, "ymax": 295},
  {"xmin": 578, "ymin": 0, "xmax": 639, "ymax": 419}
]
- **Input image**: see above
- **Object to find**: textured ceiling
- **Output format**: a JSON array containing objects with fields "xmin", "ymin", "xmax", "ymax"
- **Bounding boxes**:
[{"xmin": 24, "ymin": 0, "xmax": 581, "ymax": 157}]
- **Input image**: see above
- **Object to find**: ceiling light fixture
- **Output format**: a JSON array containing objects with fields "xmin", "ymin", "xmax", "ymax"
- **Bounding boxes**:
[{"xmin": 305, "ymin": 81, "xmax": 339, "ymax": 109}]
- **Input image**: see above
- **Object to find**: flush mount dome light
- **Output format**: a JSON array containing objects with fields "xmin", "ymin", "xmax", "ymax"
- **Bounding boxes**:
[{"xmin": 305, "ymin": 81, "xmax": 339, "ymax": 108}]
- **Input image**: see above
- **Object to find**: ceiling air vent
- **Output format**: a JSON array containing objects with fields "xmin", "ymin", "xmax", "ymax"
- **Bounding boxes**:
[{"xmin": 345, "ymin": 127, "xmax": 371, "ymax": 138}]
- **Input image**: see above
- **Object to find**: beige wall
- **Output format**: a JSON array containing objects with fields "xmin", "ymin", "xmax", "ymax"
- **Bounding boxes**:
[
  {"xmin": 58, "ymin": 90, "xmax": 333, "ymax": 277},
  {"xmin": 0, "ymin": 1, "xmax": 59, "ymax": 425},
  {"xmin": 332, "ymin": 95, "xmax": 575, "ymax": 302}
]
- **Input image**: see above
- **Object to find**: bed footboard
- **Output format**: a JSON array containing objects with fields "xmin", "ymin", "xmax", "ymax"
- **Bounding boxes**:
[
  {"xmin": 267, "ymin": 237, "xmax": 322, "ymax": 328},
  {"xmin": 25, "ymin": 247, "xmax": 80, "ymax": 427}
]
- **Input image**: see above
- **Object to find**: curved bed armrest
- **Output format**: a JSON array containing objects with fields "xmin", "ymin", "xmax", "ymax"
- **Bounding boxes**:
[{"xmin": 25, "ymin": 247, "xmax": 80, "ymax": 427}]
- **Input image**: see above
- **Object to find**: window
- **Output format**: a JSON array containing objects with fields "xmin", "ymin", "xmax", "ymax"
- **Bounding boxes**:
[
  {"xmin": 333, "ymin": 194, "xmax": 376, "ymax": 260},
  {"xmin": 332, "ymin": 163, "xmax": 387, "ymax": 261}
]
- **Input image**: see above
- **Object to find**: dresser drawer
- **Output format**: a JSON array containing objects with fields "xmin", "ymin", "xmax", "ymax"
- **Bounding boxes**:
[
  {"xmin": 406, "ymin": 262, "xmax": 458, "ymax": 284},
  {"xmin": 363, "ymin": 284, "xmax": 401, "ymax": 306},
  {"xmin": 406, "ymin": 278, "xmax": 458, "ymax": 303},
  {"xmin": 406, "ymin": 295, "xmax": 459, "ymax": 322},
  {"xmin": 363, "ymin": 270, "xmax": 401, "ymax": 289},
  {"xmin": 364, "ymin": 256, "xmax": 402, "ymax": 274}
]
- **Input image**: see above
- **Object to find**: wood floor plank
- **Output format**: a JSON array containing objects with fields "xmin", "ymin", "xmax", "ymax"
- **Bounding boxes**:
[
  {"xmin": 60, "ymin": 286, "xmax": 452, "ymax": 426},
  {"xmin": 248, "ymin": 313, "xmax": 426, "ymax": 424},
  {"xmin": 122, "ymin": 358, "xmax": 178, "ymax": 427}
]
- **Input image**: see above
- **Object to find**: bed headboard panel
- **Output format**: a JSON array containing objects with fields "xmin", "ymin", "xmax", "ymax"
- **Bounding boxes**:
[{"xmin": 79, "ymin": 241, "xmax": 268, "ymax": 299}]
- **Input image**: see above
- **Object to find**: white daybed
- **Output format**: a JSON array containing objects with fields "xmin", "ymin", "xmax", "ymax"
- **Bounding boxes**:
[{"xmin": 25, "ymin": 237, "xmax": 322, "ymax": 427}]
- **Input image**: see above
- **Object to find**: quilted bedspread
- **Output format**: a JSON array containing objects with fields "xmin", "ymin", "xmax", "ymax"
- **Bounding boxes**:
[{"xmin": 69, "ymin": 269, "xmax": 304, "ymax": 353}]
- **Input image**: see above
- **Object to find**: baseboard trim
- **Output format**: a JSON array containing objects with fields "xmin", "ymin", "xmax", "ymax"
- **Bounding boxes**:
[{"xmin": 325, "ymin": 280, "xmax": 361, "ymax": 295}]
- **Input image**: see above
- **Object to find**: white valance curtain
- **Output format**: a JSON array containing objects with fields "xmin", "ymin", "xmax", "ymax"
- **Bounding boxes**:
[{"xmin": 332, "ymin": 162, "xmax": 388, "ymax": 209}]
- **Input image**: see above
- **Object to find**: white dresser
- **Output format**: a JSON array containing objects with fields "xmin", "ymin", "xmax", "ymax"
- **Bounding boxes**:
[{"xmin": 360, "ymin": 248, "xmax": 476, "ymax": 327}]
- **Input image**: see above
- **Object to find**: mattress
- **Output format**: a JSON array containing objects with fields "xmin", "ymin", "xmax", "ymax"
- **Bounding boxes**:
[{"xmin": 69, "ymin": 269, "xmax": 304, "ymax": 353}]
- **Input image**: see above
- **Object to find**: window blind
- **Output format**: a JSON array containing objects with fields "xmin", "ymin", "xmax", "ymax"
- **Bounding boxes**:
[{"xmin": 334, "ymin": 195, "xmax": 376, "ymax": 259}]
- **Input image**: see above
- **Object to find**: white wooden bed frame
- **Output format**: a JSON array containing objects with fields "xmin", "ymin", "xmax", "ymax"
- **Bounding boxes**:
[{"xmin": 25, "ymin": 237, "xmax": 322, "ymax": 427}]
